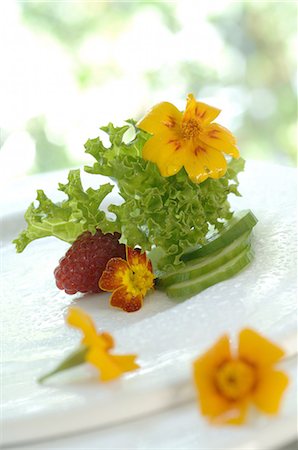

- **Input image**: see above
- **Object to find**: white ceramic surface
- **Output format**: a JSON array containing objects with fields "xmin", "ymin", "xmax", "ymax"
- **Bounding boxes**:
[{"xmin": 1, "ymin": 161, "xmax": 297, "ymax": 449}]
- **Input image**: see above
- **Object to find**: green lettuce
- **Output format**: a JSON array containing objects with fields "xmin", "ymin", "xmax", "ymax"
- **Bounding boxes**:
[
  {"xmin": 13, "ymin": 170, "xmax": 113, "ymax": 252},
  {"xmin": 14, "ymin": 121, "xmax": 245, "ymax": 272}
]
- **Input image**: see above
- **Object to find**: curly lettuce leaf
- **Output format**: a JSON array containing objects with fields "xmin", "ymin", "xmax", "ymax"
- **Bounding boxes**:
[{"xmin": 13, "ymin": 170, "xmax": 113, "ymax": 252}]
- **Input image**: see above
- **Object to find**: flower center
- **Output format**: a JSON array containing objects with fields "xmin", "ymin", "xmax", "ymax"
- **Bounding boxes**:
[
  {"xmin": 215, "ymin": 360, "xmax": 256, "ymax": 401},
  {"xmin": 181, "ymin": 119, "xmax": 201, "ymax": 140},
  {"xmin": 125, "ymin": 265, "xmax": 154, "ymax": 297}
]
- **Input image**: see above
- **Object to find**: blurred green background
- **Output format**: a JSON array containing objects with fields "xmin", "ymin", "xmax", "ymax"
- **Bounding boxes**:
[{"xmin": 1, "ymin": 1, "xmax": 297, "ymax": 184}]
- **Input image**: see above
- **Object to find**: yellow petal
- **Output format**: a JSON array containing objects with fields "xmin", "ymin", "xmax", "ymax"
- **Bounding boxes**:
[
  {"xmin": 126, "ymin": 247, "xmax": 147, "ymax": 268},
  {"xmin": 142, "ymin": 134, "xmax": 186, "ymax": 177},
  {"xmin": 253, "ymin": 369, "xmax": 289, "ymax": 414},
  {"xmin": 197, "ymin": 384, "xmax": 231, "ymax": 420},
  {"xmin": 193, "ymin": 335, "xmax": 235, "ymax": 422},
  {"xmin": 238, "ymin": 328, "xmax": 285, "ymax": 369},
  {"xmin": 197, "ymin": 147, "xmax": 227, "ymax": 180},
  {"xmin": 183, "ymin": 93, "xmax": 221, "ymax": 125},
  {"xmin": 101, "ymin": 332, "xmax": 115, "ymax": 351},
  {"xmin": 86, "ymin": 347, "xmax": 123, "ymax": 381},
  {"xmin": 162, "ymin": 145, "xmax": 188, "ymax": 176},
  {"xmin": 211, "ymin": 400, "xmax": 249, "ymax": 425},
  {"xmin": 207, "ymin": 123, "xmax": 237, "ymax": 144},
  {"xmin": 110, "ymin": 285, "xmax": 143, "ymax": 313},
  {"xmin": 224, "ymin": 401, "xmax": 249, "ymax": 425},
  {"xmin": 142, "ymin": 134, "xmax": 173, "ymax": 164},
  {"xmin": 184, "ymin": 154, "xmax": 209, "ymax": 183},
  {"xmin": 112, "ymin": 354, "xmax": 140, "ymax": 373},
  {"xmin": 199, "ymin": 123, "xmax": 240, "ymax": 158},
  {"xmin": 137, "ymin": 101, "xmax": 182, "ymax": 135},
  {"xmin": 67, "ymin": 307, "xmax": 97, "ymax": 346},
  {"xmin": 193, "ymin": 335, "xmax": 231, "ymax": 390},
  {"xmin": 99, "ymin": 257, "xmax": 129, "ymax": 292}
]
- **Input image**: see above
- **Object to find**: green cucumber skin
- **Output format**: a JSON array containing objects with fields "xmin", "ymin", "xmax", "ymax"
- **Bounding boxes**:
[
  {"xmin": 181, "ymin": 210, "xmax": 257, "ymax": 262},
  {"xmin": 157, "ymin": 231, "xmax": 251, "ymax": 289},
  {"xmin": 166, "ymin": 248, "xmax": 254, "ymax": 301}
]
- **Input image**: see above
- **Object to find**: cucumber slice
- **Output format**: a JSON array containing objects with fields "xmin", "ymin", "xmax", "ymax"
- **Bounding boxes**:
[
  {"xmin": 181, "ymin": 209, "xmax": 257, "ymax": 262},
  {"xmin": 166, "ymin": 247, "xmax": 254, "ymax": 301},
  {"xmin": 157, "ymin": 231, "xmax": 251, "ymax": 289}
]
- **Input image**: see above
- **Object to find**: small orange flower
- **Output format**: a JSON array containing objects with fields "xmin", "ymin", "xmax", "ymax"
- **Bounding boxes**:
[
  {"xmin": 99, "ymin": 247, "xmax": 155, "ymax": 313},
  {"xmin": 193, "ymin": 328, "xmax": 289, "ymax": 425},
  {"xmin": 137, "ymin": 93, "xmax": 239, "ymax": 183},
  {"xmin": 67, "ymin": 307, "xmax": 139, "ymax": 381}
]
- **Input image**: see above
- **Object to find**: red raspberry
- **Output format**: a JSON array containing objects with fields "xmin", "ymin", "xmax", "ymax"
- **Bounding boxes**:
[{"xmin": 54, "ymin": 230, "xmax": 126, "ymax": 295}]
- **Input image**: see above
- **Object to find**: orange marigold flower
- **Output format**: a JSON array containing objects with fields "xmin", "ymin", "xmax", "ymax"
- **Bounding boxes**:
[
  {"xmin": 137, "ymin": 93, "xmax": 240, "ymax": 183},
  {"xmin": 99, "ymin": 247, "xmax": 155, "ymax": 313},
  {"xmin": 67, "ymin": 307, "xmax": 139, "ymax": 381},
  {"xmin": 193, "ymin": 328, "xmax": 289, "ymax": 425}
]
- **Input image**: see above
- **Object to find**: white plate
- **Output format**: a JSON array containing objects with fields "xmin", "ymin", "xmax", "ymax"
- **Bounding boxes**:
[{"xmin": 1, "ymin": 161, "xmax": 297, "ymax": 449}]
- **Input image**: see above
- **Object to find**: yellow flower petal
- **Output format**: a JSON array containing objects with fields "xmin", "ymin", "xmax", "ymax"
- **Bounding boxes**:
[
  {"xmin": 209, "ymin": 401, "xmax": 249, "ymax": 425},
  {"xmin": 183, "ymin": 148, "xmax": 209, "ymax": 183},
  {"xmin": 101, "ymin": 332, "xmax": 115, "ymax": 351},
  {"xmin": 225, "ymin": 402, "xmax": 249, "ymax": 425},
  {"xmin": 197, "ymin": 147, "xmax": 228, "ymax": 180},
  {"xmin": 199, "ymin": 123, "xmax": 240, "ymax": 158},
  {"xmin": 126, "ymin": 247, "xmax": 147, "ymax": 267},
  {"xmin": 112, "ymin": 354, "xmax": 140, "ymax": 373},
  {"xmin": 193, "ymin": 336, "xmax": 252, "ymax": 423},
  {"xmin": 193, "ymin": 335, "xmax": 231, "ymax": 388},
  {"xmin": 183, "ymin": 93, "xmax": 221, "ymax": 125},
  {"xmin": 67, "ymin": 307, "xmax": 113, "ymax": 349},
  {"xmin": 238, "ymin": 328, "xmax": 285, "ymax": 369},
  {"xmin": 137, "ymin": 101, "xmax": 182, "ymax": 135},
  {"xmin": 162, "ymin": 145, "xmax": 188, "ymax": 176},
  {"xmin": 86, "ymin": 347, "xmax": 123, "ymax": 381},
  {"xmin": 67, "ymin": 307, "xmax": 98, "ymax": 346},
  {"xmin": 99, "ymin": 257, "xmax": 129, "ymax": 292},
  {"xmin": 197, "ymin": 385, "xmax": 231, "ymax": 420},
  {"xmin": 253, "ymin": 369, "xmax": 289, "ymax": 414},
  {"xmin": 142, "ymin": 134, "xmax": 186, "ymax": 177},
  {"xmin": 110, "ymin": 285, "xmax": 143, "ymax": 313},
  {"xmin": 208, "ymin": 123, "xmax": 237, "ymax": 144},
  {"xmin": 86, "ymin": 349, "xmax": 139, "ymax": 381}
]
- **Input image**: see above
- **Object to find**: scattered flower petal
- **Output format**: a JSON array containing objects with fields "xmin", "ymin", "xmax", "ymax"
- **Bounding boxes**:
[
  {"xmin": 67, "ymin": 307, "xmax": 139, "ymax": 381},
  {"xmin": 193, "ymin": 328, "xmax": 289, "ymax": 425}
]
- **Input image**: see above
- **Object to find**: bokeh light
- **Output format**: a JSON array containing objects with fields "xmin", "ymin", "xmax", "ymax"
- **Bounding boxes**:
[{"xmin": 1, "ymin": 1, "xmax": 297, "ymax": 186}]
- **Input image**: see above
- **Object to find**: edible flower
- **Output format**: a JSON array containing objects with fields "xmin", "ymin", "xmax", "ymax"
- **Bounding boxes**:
[
  {"xmin": 193, "ymin": 328, "xmax": 289, "ymax": 425},
  {"xmin": 137, "ymin": 93, "xmax": 239, "ymax": 183},
  {"xmin": 38, "ymin": 307, "xmax": 139, "ymax": 383},
  {"xmin": 99, "ymin": 247, "xmax": 155, "ymax": 313}
]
